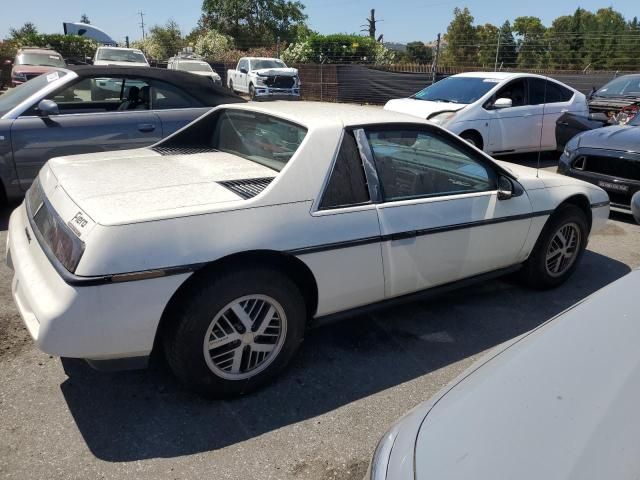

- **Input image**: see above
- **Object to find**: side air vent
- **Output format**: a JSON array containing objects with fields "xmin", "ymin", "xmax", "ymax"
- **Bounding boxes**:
[
  {"xmin": 573, "ymin": 156, "xmax": 586, "ymax": 171},
  {"xmin": 152, "ymin": 146, "xmax": 219, "ymax": 155},
  {"xmin": 218, "ymin": 177, "xmax": 275, "ymax": 200}
]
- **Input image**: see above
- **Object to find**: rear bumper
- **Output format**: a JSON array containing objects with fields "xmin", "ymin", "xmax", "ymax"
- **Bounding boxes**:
[
  {"xmin": 7, "ymin": 203, "xmax": 189, "ymax": 362},
  {"xmin": 559, "ymin": 168, "xmax": 639, "ymax": 211}
]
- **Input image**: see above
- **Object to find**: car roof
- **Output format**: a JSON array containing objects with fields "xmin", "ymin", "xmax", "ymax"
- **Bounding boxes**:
[
  {"xmin": 96, "ymin": 46, "xmax": 143, "ymax": 51},
  {"xmin": 452, "ymin": 71, "xmax": 559, "ymax": 81},
  {"xmin": 225, "ymin": 101, "xmax": 428, "ymax": 128},
  {"xmin": 17, "ymin": 48, "xmax": 61, "ymax": 55},
  {"xmin": 66, "ymin": 66, "xmax": 244, "ymax": 106}
]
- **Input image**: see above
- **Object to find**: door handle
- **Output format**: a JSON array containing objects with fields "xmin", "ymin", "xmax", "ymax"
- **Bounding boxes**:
[{"xmin": 137, "ymin": 123, "xmax": 156, "ymax": 133}]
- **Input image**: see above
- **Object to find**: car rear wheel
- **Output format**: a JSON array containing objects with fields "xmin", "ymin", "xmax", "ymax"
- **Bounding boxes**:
[
  {"xmin": 520, "ymin": 204, "xmax": 588, "ymax": 289},
  {"xmin": 164, "ymin": 267, "xmax": 306, "ymax": 398}
]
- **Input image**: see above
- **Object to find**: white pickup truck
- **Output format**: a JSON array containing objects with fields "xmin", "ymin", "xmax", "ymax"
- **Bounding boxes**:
[{"xmin": 227, "ymin": 57, "xmax": 300, "ymax": 100}]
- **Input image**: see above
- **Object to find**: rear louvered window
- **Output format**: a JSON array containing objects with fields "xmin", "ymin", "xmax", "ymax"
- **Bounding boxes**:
[{"xmin": 218, "ymin": 177, "xmax": 275, "ymax": 199}]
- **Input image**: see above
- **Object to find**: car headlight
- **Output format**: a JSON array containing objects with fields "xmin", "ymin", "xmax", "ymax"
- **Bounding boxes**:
[
  {"xmin": 12, "ymin": 72, "xmax": 27, "ymax": 81},
  {"xmin": 563, "ymin": 136, "xmax": 580, "ymax": 159},
  {"xmin": 255, "ymin": 76, "xmax": 267, "ymax": 86},
  {"xmin": 428, "ymin": 111, "xmax": 457, "ymax": 125},
  {"xmin": 368, "ymin": 428, "xmax": 398, "ymax": 480}
]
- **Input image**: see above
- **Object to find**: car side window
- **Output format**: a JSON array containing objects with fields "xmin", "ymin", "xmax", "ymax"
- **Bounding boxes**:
[
  {"xmin": 366, "ymin": 128, "xmax": 495, "ymax": 202},
  {"xmin": 150, "ymin": 80, "xmax": 197, "ymax": 109},
  {"xmin": 320, "ymin": 131, "xmax": 370, "ymax": 209},
  {"xmin": 239, "ymin": 59, "xmax": 248, "ymax": 71},
  {"xmin": 493, "ymin": 78, "xmax": 527, "ymax": 107},
  {"xmin": 529, "ymin": 78, "xmax": 574, "ymax": 104}
]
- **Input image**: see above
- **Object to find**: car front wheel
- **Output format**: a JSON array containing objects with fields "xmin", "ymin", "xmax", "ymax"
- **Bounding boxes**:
[
  {"xmin": 164, "ymin": 267, "xmax": 306, "ymax": 398},
  {"xmin": 520, "ymin": 204, "xmax": 588, "ymax": 289}
]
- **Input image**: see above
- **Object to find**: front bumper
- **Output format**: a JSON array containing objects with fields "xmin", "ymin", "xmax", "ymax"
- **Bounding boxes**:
[
  {"xmin": 253, "ymin": 86, "xmax": 300, "ymax": 100},
  {"xmin": 7, "ymin": 203, "xmax": 190, "ymax": 362},
  {"xmin": 558, "ymin": 154, "xmax": 639, "ymax": 211}
]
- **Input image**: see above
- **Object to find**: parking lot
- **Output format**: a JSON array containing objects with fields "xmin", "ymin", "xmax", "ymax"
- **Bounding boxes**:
[{"xmin": 0, "ymin": 158, "xmax": 638, "ymax": 480}]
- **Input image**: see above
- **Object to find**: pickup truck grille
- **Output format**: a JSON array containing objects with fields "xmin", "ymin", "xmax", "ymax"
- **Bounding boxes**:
[
  {"xmin": 264, "ymin": 76, "xmax": 295, "ymax": 89},
  {"xmin": 578, "ymin": 155, "xmax": 640, "ymax": 180},
  {"xmin": 218, "ymin": 177, "xmax": 275, "ymax": 199}
]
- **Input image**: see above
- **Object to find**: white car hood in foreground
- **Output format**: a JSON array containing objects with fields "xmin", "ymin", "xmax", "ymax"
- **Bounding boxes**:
[
  {"xmin": 384, "ymin": 98, "xmax": 467, "ymax": 120},
  {"xmin": 413, "ymin": 270, "xmax": 640, "ymax": 480},
  {"xmin": 46, "ymin": 149, "xmax": 276, "ymax": 225}
]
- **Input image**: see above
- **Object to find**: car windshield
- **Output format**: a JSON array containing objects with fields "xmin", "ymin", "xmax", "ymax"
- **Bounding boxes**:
[
  {"xmin": 251, "ymin": 59, "xmax": 286, "ymax": 70},
  {"xmin": 0, "ymin": 70, "xmax": 68, "ymax": 117},
  {"xmin": 16, "ymin": 52, "xmax": 65, "ymax": 68},
  {"xmin": 179, "ymin": 62, "xmax": 212, "ymax": 73},
  {"xmin": 413, "ymin": 76, "xmax": 499, "ymax": 104},
  {"xmin": 594, "ymin": 75, "xmax": 640, "ymax": 98},
  {"xmin": 97, "ymin": 48, "xmax": 147, "ymax": 63}
]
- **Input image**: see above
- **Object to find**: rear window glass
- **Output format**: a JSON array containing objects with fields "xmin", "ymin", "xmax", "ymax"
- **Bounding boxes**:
[
  {"xmin": 529, "ymin": 78, "xmax": 574, "ymax": 104},
  {"xmin": 157, "ymin": 109, "xmax": 307, "ymax": 172}
]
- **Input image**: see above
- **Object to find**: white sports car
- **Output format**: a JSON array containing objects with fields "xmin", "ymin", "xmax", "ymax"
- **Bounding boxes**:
[
  {"xmin": 384, "ymin": 72, "xmax": 589, "ymax": 155},
  {"xmin": 6, "ymin": 102, "xmax": 609, "ymax": 397}
]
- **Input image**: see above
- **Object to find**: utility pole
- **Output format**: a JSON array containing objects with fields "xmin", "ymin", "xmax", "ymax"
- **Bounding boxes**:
[
  {"xmin": 138, "ymin": 11, "xmax": 146, "ymax": 40},
  {"xmin": 494, "ymin": 30, "xmax": 501, "ymax": 71},
  {"xmin": 125, "ymin": 36, "xmax": 130, "ymax": 48},
  {"xmin": 361, "ymin": 9, "xmax": 382, "ymax": 39},
  {"xmin": 432, "ymin": 33, "xmax": 441, "ymax": 85}
]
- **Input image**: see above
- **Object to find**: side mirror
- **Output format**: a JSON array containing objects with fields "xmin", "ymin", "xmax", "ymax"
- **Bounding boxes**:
[
  {"xmin": 37, "ymin": 99, "xmax": 59, "ymax": 117},
  {"xmin": 497, "ymin": 175, "xmax": 514, "ymax": 200},
  {"xmin": 240, "ymin": 68, "xmax": 248, "ymax": 74},
  {"xmin": 493, "ymin": 97, "xmax": 513, "ymax": 109}
]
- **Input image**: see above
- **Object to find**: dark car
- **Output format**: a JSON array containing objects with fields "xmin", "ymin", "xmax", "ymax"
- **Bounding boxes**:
[
  {"xmin": 557, "ymin": 115, "xmax": 640, "ymax": 220},
  {"xmin": 0, "ymin": 65, "xmax": 243, "ymax": 204},
  {"xmin": 556, "ymin": 74, "xmax": 640, "ymax": 150},
  {"xmin": 10, "ymin": 47, "xmax": 67, "ymax": 87}
]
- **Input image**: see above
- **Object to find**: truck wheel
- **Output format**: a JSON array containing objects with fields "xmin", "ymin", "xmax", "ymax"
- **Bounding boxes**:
[
  {"xmin": 163, "ymin": 267, "xmax": 306, "ymax": 398},
  {"xmin": 249, "ymin": 83, "xmax": 256, "ymax": 101},
  {"xmin": 229, "ymin": 79, "xmax": 236, "ymax": 94}
]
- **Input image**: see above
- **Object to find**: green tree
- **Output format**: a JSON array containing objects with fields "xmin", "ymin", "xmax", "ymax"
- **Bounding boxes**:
[
  {"xmin": 405, "ymin": 41, "xmax": 433, "ymax": 64},
  {"xmin": 80, "ymin": 14, "xmax": 90, "ymax": 24},
  {"xmin": 9, "ymin": 22, "xmax": 38, "ymax": 40},
  {"xmin": 442, "ymin": 7, "xmax": 477, "ymax": 66},
  {"xmin": 513, "ymin": 16, "xmax": 546, "ymax": 68},
  {"xmin": 496, "ymin": 21, "xmax": 517, "ymax": 68},
  {"xmin": 138, "ymin": 20, "xmax": 184, "ymax": 60},
  {"xmin": 476, "ymin": 23, "xmax": 499, "ymax": 67},
  {"xmin": 200, "ymin": 0, "xmax": 307, "ymax": 49},
  {"xmin": 194, "ymin": 29, "xmax": 234, "ymax": 60}
]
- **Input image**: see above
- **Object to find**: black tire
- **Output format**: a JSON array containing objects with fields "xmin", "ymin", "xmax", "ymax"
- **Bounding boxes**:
[
  {"xmin": 229, "ymin": 79, "xmax": 236, "ymax": 94},
  {"xmin": 164, "ymin": 267, "xmax": 306, "ymax": 398},
  {"xmin": 249, "ymin": 83, "xmax": 256, "ymax": 100},
  {"xmin": 460, "ymin": 131, "xmax": 483, "ymax": 150},
  {"xmin": 520, "ymin": 204, "xmax": 589, "ymax": 290}
]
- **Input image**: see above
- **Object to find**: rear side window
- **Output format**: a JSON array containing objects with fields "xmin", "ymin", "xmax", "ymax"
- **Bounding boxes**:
[
  {"xmin": 151, "ymin": 80, "xmax": 198, "ymax": 109},
  {"xmin": 320, "ymin": 131, "xmax": 370, "ymax": 209},
  {"xmin": 529, "ymin": 78, "xmax": 574, "ymax": 104}
]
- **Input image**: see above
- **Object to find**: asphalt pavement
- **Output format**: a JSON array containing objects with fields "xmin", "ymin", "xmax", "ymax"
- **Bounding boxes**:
[{"xmin": 1, "ymin": 164, "xmax": 639, "ymax": 480}]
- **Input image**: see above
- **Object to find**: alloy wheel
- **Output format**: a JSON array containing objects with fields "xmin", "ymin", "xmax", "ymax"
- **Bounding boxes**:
[
  {"xmin": 545, "ymin": 222, "xmax": 581, "ymax": 278},
  {"xmin": 203, "ymin": 294, "xmax": 287, "ymax": 380}
]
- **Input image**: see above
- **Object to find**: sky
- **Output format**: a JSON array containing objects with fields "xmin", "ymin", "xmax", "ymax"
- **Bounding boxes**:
[{"xmin": 1, "ymin": 0, "xmax": 638, "ymax": 44}]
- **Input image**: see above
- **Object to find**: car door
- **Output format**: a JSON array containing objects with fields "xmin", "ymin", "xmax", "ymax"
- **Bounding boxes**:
[
  {"xmin": 486, "ymin": 78, "xmax": 543, "ymax": 154},
  {"xmin": 147, "ymin": 79, "xmax": 212, "ymax": 136},
  {"xmin": 528, "ymin": 77, "xmax": 580, "ymax": 150},
  {"xmin": 238, "ymin": 59, "xmax": 249, "ymax": 90},
  {"xmin": 10, "ymin": 75, "xmax": 162, "ymax": 190},
  {"xmin": 363, "ymin": 125, "xmax": 533, "ymax": 299}
]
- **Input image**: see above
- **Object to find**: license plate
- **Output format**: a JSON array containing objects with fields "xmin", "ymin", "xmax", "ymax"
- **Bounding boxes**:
[{"xmin": 598, "ymin": 181, "xmax": 629, "ymax": 192}]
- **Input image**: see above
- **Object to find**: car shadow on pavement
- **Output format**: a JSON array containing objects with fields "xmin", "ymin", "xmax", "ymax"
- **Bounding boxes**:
[{"xmin": 58, "ymin": 248, "xmax": 630, "ymax": 462}]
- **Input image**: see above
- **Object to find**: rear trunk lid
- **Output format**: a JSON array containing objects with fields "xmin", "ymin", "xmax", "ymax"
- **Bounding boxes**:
[{"xmin": 45, "ymin": 148, "xmax": 276, "ymax": 225}]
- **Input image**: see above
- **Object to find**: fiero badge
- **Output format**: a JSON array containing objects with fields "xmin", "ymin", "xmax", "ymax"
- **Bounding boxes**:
[{"xmin": 67, "ymin": 211, "xmax": 89, "ymax": 237}]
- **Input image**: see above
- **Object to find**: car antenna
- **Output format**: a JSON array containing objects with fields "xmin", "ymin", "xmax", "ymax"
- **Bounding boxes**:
[{"xmin": 536, "ymin": 76, "xmax": 549, "ymax": 178}]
